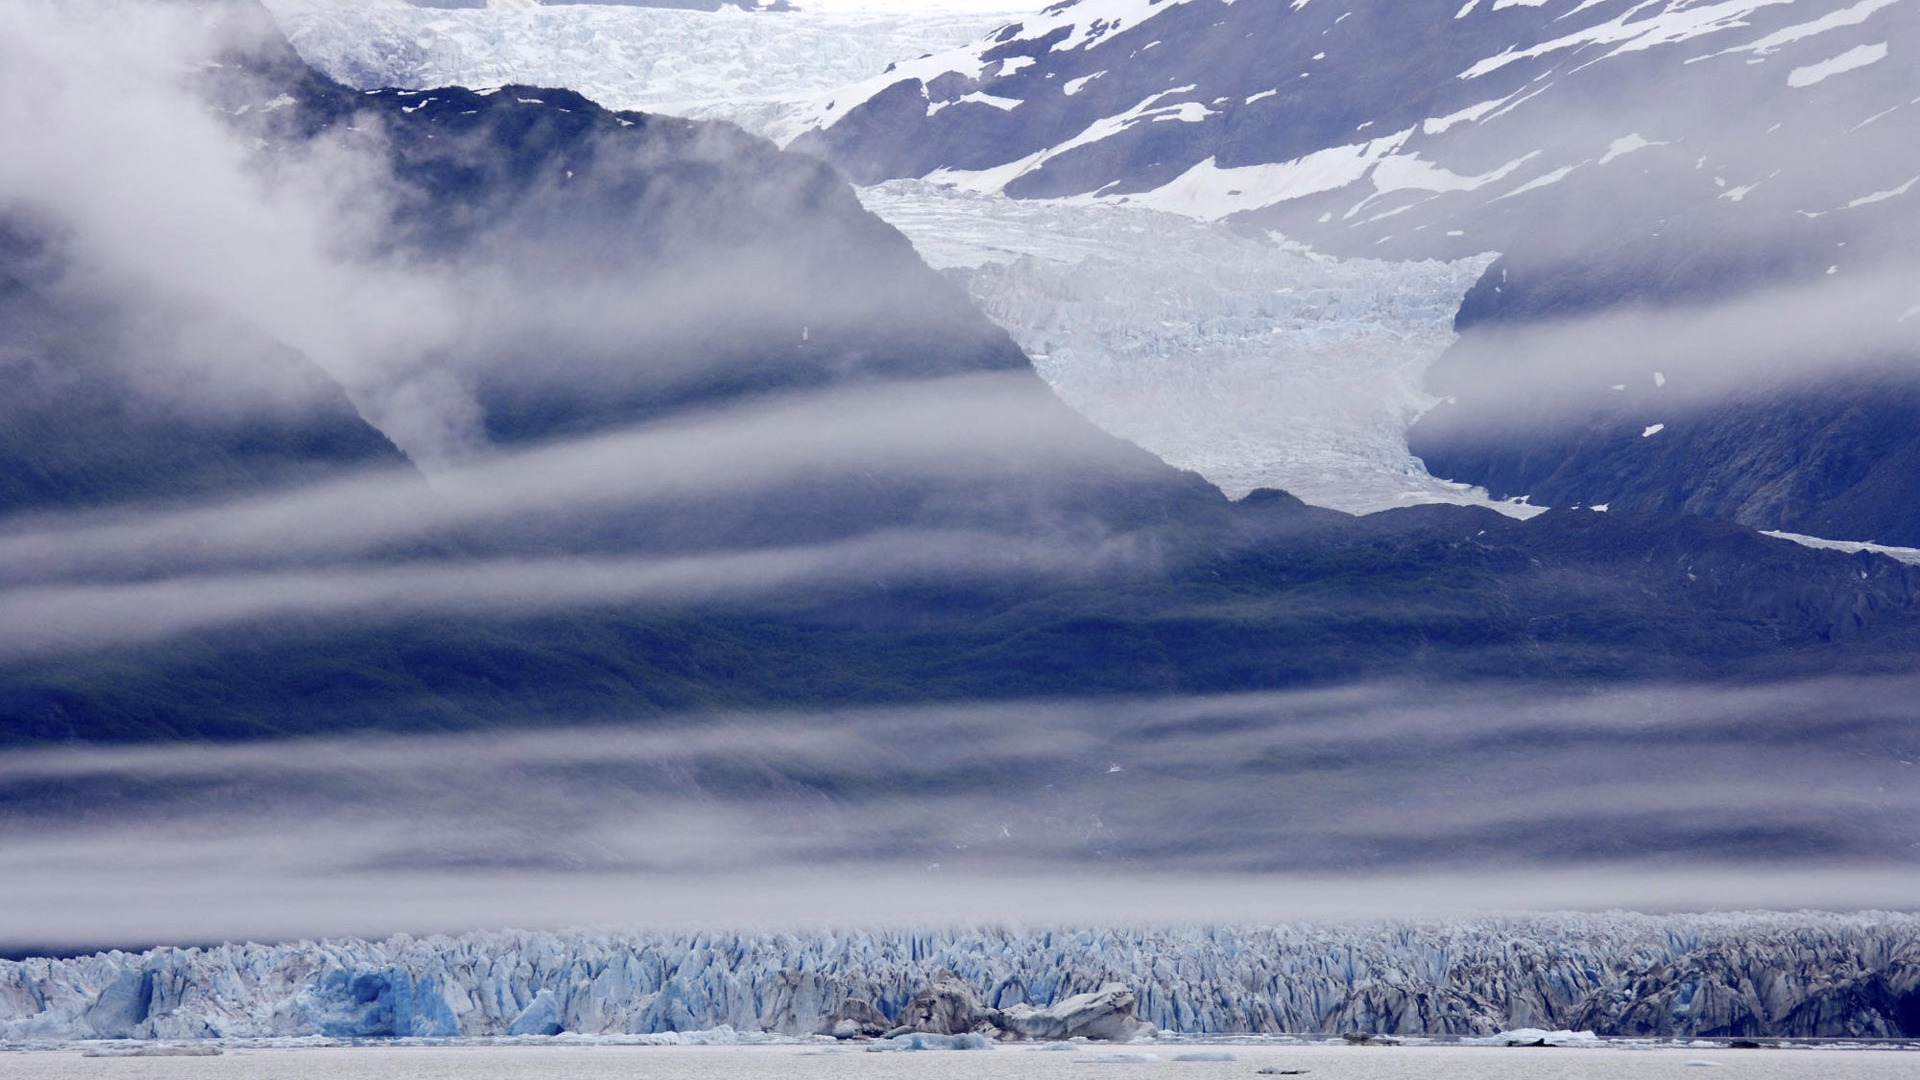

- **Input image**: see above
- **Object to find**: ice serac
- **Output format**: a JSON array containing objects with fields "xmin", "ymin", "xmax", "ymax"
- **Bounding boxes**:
[{"xmin": 4, "ymin": 914, "xmax": 1919, "ymax": 1041}]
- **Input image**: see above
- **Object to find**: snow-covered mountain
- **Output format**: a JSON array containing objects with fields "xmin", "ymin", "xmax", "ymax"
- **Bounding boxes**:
[
  {"xmin": 5, "ymin": 913, "xmax": 1917, "ymax": 1040},
  {"xmin": 270, "ymin": 0, "xmax": 1920, "ymax": 539},
  {"xmin": 795, "ymin": 0, "xmax": 1917, "ymax": 253},
  {"xmin": 793, "ymin": 0, "xmax": 1920, "ymax": 543}
]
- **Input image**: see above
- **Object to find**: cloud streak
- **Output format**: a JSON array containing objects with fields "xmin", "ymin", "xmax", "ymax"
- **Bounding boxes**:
[
  {"xmin": 0, "ymin": 371, "xmax": 1154, "ymax": 579},
  {"xmin": 2, "ymin": 676, "xmax": 1915, "ymax": 948},
  {"xmin": 0, "ymin": 525, "xmax": 1132, "ymax": 660},
  {"xmin": 1430, "ymin": 254, "xmax": 1920, "ymax": 424},
  {"xmin": 0, "ymin": 0, "xmax": 470, "ymax": 455}
]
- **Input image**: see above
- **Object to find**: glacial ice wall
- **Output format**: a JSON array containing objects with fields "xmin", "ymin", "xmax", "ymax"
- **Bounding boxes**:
[{"xmin": 5, "ymin": 912, "xmax": 1917, "ymax": 1042}]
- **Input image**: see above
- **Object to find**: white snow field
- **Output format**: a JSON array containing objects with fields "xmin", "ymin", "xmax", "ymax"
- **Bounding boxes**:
[
  {"xmin": 4, "ymin": 912, "xmax": 1918, "ymax": 1041},
  {"xmin": 263, "ymin": 0, "xmax": 1026, "ymax": 144}
]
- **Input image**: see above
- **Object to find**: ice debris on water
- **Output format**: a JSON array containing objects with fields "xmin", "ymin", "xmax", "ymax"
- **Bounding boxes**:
[{"xmin": 869, "ymin": 1031, "xmax": 995, "ymax": 1051}]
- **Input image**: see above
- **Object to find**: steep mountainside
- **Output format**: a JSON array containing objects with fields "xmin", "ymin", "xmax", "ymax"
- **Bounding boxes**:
[
  {"xmin": 793, "ymin": 0, "xmax": 1920, "ymax": 543},
  {"xmin": 3, "ymin": 1, "xmax": 1919, "ymax": 746},
  {"xmin": 0, "ymin": 211, "xmax": 408, "ymax": 514}
]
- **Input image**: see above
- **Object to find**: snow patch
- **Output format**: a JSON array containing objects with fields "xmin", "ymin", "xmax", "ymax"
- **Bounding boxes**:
[
  {"xmin": 1719, "ymin": 0, "xmax": 1905, "ymax": 58},
  {"xmin": 1842, "ymin": 175, "xmax": 1918, "ymax": 208},
  {"xmin": 1064, "ymin": 72, "xmax": 1107, "ymax": 96},
  {"xmin": 1494, "ymin": 163, "xmax": 1578, "ymax": 200},
  {"xmin": 1765, "ymin": 530, "xmax": 1920, "ymax": 565},
  {"xmin": 1421, "ymin": 94, "xmax": 1513, "ymax": 135},
  {"xmin": 1788, "ymin": 42, "xmax": 1887, "ymax": 87},
  {"xmin": 1118, "ymin": 128, "xmax": 1415, "ymax": 220},
  {"xmin": 1598, "ymin": 132, "xmax": 1662, "ymax": 164},
  {"xmin": 1461, "ymin": 1, "xmax": 1804, "ymax": 80},
  {"xmin": 930, "ymin": 91, "xmax": 1024, "ymax": 114}
]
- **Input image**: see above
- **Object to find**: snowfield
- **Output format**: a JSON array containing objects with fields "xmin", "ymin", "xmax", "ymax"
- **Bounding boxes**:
[{"xmin": 263, "ymin": 0, "xmax": 1024, "ymax": 143}]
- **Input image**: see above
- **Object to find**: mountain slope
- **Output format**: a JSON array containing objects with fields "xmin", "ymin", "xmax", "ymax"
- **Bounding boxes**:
[
  {"xmin": 0, "ymin": 209, "xmax": 408, "ymax": 515},
  {"xmin": 3, "ymin": 1, "xmax": 1919, "ymax": 747},
  {"xmin": 793, "ymin": 0, "xmax": 1920, "ymax": 543}
]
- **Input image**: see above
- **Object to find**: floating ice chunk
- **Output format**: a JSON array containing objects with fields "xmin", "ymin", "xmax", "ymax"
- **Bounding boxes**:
[
  {"xmin": 1643, "ymin": 423, "xmax": 1666, "ymax": 437},
  {"xmin": 1079, "ymin": 1052, "xmax": 1158, "ymax": 1063},
  {"xmin": 870, "ymin": 1032, "xmax": 995, "ymax": 1051},
  {"xmin": 1174, "ymin": 1050, "xmax": 1237, "ymax": 1060},
  {"xmin": 1463, "ymin": 1027, "xmax": 1602, "ymax": 1046}
]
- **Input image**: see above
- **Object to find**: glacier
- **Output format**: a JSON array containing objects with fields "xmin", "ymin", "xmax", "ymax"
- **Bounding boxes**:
[
  {"xmin": 859, "ymin": 181, "xmax": 1514, "ymax": 512},
  {"xmin": 4, "ymin": 912, "xmax": 1918, "ymax": 1043}
]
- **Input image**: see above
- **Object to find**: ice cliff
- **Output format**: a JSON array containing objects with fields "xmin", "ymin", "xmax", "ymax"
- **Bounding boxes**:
[{"xmin": 4, "ymin": 912, "xmax": 1917, "ymax": 1042}]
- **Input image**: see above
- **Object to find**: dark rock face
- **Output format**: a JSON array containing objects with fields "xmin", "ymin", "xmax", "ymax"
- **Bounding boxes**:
[
  {"xmin": 1412, "ymin": 378, "xmax": 1920, "ymax": 546},
  {"xmin": 0, "ymin": 218, "xmax": 408, "ymax": 516}
]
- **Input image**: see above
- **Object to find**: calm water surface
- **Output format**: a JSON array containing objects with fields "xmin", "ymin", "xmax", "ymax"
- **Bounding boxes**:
[{"xmin": 3, "ymin": 1044, "xmax": 1916, "ymax": 1080}]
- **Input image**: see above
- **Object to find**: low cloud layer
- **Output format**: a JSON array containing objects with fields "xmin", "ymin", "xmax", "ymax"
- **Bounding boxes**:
[
  {"xmin": 1432, "ymin": 255, "xmax": 1920, "ymax": 425},
  {"xmin": 3, "ymin": 676, "xmax": 1915, "ymax": 949}
]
